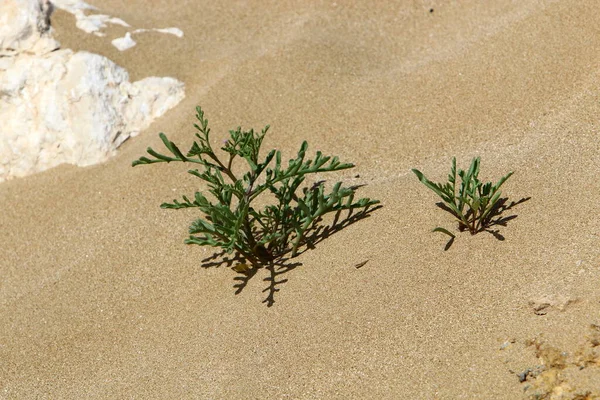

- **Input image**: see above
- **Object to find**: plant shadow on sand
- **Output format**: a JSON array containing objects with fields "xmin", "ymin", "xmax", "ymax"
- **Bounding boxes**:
[
  {"xmin": 199, "ymin": 203, "xmax": 382, "ymax": 306},
  {"xmin": 436, "ymin": 196, "xmax": 531, "ymax": 250}
]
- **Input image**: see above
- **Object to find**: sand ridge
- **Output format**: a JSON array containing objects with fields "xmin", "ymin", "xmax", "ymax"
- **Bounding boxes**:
[{"xmin": 2, "ymin": 0, "xmax": 600, "ymax": 398}]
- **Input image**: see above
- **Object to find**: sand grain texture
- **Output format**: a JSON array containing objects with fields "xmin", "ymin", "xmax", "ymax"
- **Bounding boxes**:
[{"xmin": 2, "ymin": 0, "xmax": 600, "ymax": 398}]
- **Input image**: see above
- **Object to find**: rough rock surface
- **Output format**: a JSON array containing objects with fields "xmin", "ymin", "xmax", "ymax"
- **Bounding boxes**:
[
  {"xmin": 51, "ymin": 0, "xmax": 130, "ymax": 37},
  {"xmin": 0, "ymin": 0, "xmax": 185, "ymax": 182},
  {"xmin": 0, "ymin": 0, "xmax": 60, "ymax": 56}
]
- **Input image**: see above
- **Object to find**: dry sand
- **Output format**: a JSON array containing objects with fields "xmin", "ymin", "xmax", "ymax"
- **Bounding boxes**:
[{"xmin": 2, "ymin": 0, "xmax": 600, "ymax": 398}]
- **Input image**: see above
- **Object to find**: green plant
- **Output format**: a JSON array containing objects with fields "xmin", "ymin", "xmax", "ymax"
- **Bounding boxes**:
[
  {"xmin": 412, "ymin": 157, "xmax": 513, "ymax": 238},
  {"xmin": 133, "ymin": 106, "xmax": 379, "ymax": 267}
]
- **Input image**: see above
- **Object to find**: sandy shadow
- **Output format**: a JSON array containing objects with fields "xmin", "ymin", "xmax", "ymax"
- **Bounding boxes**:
[
  {"xmin": 436, "ymin": 196, "xmax": 530, "ymax": 249},
  {"xmin": 199, "ymin": 203, "xmax": 382, "ymax": 306}
]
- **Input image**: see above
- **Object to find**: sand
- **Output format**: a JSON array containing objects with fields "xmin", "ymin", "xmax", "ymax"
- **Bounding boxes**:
[{"xmin": 2, "ymin": 0, "xmax": 600, "ymax": 398}]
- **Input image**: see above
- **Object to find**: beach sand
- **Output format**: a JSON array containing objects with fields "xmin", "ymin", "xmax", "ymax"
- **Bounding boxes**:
[{"xmin": 2, "ymin": 0, "xmax": 600, "ymax": 398}]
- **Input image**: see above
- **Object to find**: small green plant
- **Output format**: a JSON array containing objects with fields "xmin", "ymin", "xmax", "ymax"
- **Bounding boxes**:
[
  {"xmin": 133, "ymin": 106, "xmax": 379, "ymax": 267},
  {"xmin": 412, "ymin": 157, "xmax": 513, "ymax": 238}
]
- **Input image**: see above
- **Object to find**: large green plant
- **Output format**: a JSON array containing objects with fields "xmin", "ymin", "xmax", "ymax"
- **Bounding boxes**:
[{"xmin": 133, "ymin": 106, "xmax": 379, "ymax": 266}]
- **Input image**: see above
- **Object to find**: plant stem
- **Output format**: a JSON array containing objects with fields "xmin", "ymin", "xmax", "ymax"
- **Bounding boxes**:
[
  {"xmin": 209, "ymin": 153, "xmax": 238, "ymax": 182},
  {"xmin": 291, "ymin": 218, "xmax": 314, "ymax": 257},
  {"xmin": 241, "ymin": 174, "xmax": 259, "ymax": 253}
]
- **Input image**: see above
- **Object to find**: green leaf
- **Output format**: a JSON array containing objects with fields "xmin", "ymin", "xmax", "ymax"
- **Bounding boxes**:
[
  {"xmin": 493, "ymin": 171, "xmax": 514, "ymax": 192},
  {"xmin": 471, "ymin": 198, "xmax": 480, "ymax": 214},
  {"xmin": 189, "ymin": 218, "xmax": 216, "ymax": 234},
  {"xmin": 432, "ymin": 227, "xmax": 456, "ymax": 238},
  {"xmin": 412, "ymin": 169, "xmax": 445, "ymax": 198}
]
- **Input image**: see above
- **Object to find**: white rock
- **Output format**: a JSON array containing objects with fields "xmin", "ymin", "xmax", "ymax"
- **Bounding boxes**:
[
  {"xmin": 133, "ymin": 27, "xmax": 184, "ymax": 38},
  {"xmin": 0, "ymin": 50, "xmax": 185, "ymax": 181},
  {"xmin": 155, "ymin": 28, "xmax": 184, "ymax": 38},
  {"xmin": 50, "ymin": 0, "xmax": 96, "ymax": 13},
  {"xmin": 0, "ymin": 0, "xmax": 60, "ymax": 56},
  {"xmin": 0, "ymin": 0, "xmax": 185, "ymax": 182},
  {"xmin": 51, "ymin": 0, "xmax": 183, "ymax": 48},
  {"xmin": 72, "ymin": 10, "xmax": 130, "ymax": 36},
  {"xmin": 108, "ymin": 17, "xmax": 129, "ymax": 28},
  {"xmin": 112, "ymin": 29, "xmax": 185, "ymax": 52},
  {"xmin": 112, "ymin": 32, "xmax": 137, "ymax": 51},
  {"xmin": 52, "ymin": 0, "xmax": 131, "ymax": 37}
]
